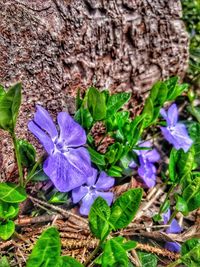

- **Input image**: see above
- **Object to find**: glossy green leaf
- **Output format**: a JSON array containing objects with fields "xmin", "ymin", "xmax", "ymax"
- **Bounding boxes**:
[
  {"xmin": 0, "ymin": 83, "xmax": 21, "ymax": 131},
  {"xmin": 107, "ymin": 166, "xmax": 122, "ymax": 177},
  {"xmin": 102, "ymin": 237, "xmax": 129, "ymax": 267},
  {"xmin": 175, "ymin": 195, "xmax": 189, "ymax": 215},
  {"xmin": 166, "ymin": 77, "xmax": 188, "ymax": 101},
  {"xmin": 88, "ymin": 146, "xmax": 105, "ymax": 166},
  {"xmin": 113, "ymin": 236, "xmax": 137, "ymax": 251},
  {"xmin": 182, "ymin": 176, "xmax": 200, "ymax": 211},
  {"xmin": 27, "ymin": 227, "xmax": 61, "ymax": 267},
  {"xmin": 129, "ymin": 115, "xmax": 145, "ymax": 147},
  {"xmin": 109, "ymin": 188, "xmax": 143, "ymax": 230},
  {"xmin": 59, "ymin": 256, "xmax": 84, "ymax": 267},
  {"xmin": 169, "ymin": 148, "xmax": 195, "ymax": 185},
  {"xmin": 0, "ymin": 201, "xmax": 19, "ymax": 220},
  {"xmin": 137, "ymin": 251, "xmax": 157, "ymax": 267},
  {"xmin": 0, "ymin": 85, "xmax": 6, "ymax": 98},
  {"xmin": 107, "ymin": 92, "xmax": 131, "ymax": 117},
  {"xmin": 0, "ymin": 183, "xmax": 27, "ymax": 203},
  {"xmin": 89, "ymin": 197, "xmax": 111, "ymax": 240},
  {"xmin": 87, "ymin": 87, "xmax": 107, "ymax": 120},
  {"xmin": 30, "ymin": 168, "xmax": 49, "ymax": 182},
  {"xmin": 49, "ymin": 192, "xmax": 68, "ymax": 204},
  {"xmin": 0, "ymin": 256, "xmax": 10, "ymax": 267},
  {"xmin": 181, "ymin": 238, "xmax": 200, "ymax": 267},
  {"xmin": 17, "ymin": 139, "xmax": 36, "ymax": 167},
  {"xmin": 74, "ymin": 107, "xmax": 93, "ymax": 130},
  {"xmin": 0, "ymin": 220, "xmax": 15, "ymax": 240},
  {"xmin": 187, "ymin": 121, "xmax": 200, "ymax": 166}
]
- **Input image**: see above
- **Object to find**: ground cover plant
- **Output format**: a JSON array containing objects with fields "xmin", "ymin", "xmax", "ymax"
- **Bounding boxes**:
[{"xmin": 0, "ymin": 77, "xmax": 199, "ymax": 266}]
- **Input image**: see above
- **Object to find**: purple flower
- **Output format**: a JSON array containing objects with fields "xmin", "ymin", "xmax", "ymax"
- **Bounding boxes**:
[
  {"xmin": 129, "ymin": 141, "xmax": 160, "ymax": 188},
  {"xmin": 160, "ymin": 104, "xmax": 193, "ymax": 152},
  {"xmin": 28, "ymin": 105, "xmax": 92, "ymax": 192},
  {"xmin": 163, "ymin": 209, "xmax": 182, "ymax": 252},
  {"xmin": 72, "ymin": 168, "xmax": 114, "ymax": 215}
]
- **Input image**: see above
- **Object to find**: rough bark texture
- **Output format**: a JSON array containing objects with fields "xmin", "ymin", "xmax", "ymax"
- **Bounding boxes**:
[{"xmin": 0, "ymin": 0, "xmax": 188, "ymax": 179}]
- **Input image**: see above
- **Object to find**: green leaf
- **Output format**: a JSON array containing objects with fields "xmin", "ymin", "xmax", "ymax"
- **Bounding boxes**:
[
  {"xmin": 169, "ymin": 148, "xmax": 195, "ymax": 185},
  {"xmin": 27, "ymin": 227, "xmax": 61, "ymax": 267},
  {"xmin": 113, "ymin": 237, "xmax": 137, "ymax": 251},
  {"xmin": 59, "ymin": 256, "xmax": 84, "ymax": 267},
  {"xmin": 142, "ymin": 81, "xmax": 168, "ymax": 127},
  {"xmin": 107, "ymin": 92, "xmax": 131, "ymax": 117},
  {"xmin": 0, "ymin": 256, "xmax": 10, "ymax": 267},
  {"xmin": 87, "ymin": 87, "xmax": 107, "ymax": 120},
  {"xmin": 74, "ymin": 107, "xmax": 93, "ymax": 130},
  {"xmin": 137, "ymin": 251, "xmax": 157, "ymax": 267},
  {"xmin": 0, "ymin": 220, "xmax": 15, "ymax": 240},
  {"xmin": 175, "ymin": 195, "xmax": 189, "ymax": 215},
  {"xmin": 49, "ymin": 192, "xmax": 68, "ymax": 204},
  {"xmin": 0, "ymin": 85, "xmax": 6, "ymax": 98},
  {"xmin": 187, "ymin": 121, "xmax": 200, "ymax": 166},
  {"xmin": 107, "ymin": 166, "xmax": 122, "ymax": 177},
  {"xmin": 102, "ymin": 237, "xmax": 129, "ymax": 267},
  {"xmin": 88, "ymin": 146, "xmax": 105, "ymax": 166},
  {"xmin": 109, "ymin": 188, "xmax": 143, "ymax": 230},
  {"xmin": 181, "ymin": 238, "xmax": 200, "ymax": 267},
  {"xmin": 0, "ymin": 201, "xmax": 19, "ymax": 220},
  {"xmin": 0, "ymin": 183, "xmax": 27, "ymax": 203},
  {"xmin": 0, "ymin": 83, "xmax": 21, "ymax": 132},
  {"xmin": 182, "ymin": 176, "xmax": 200, "ymax": 211},
  {"xmin": 89, "ymin": 197, "xmax": 111, "ymax": 240},
  {"xmin": 187, "ymin": 105, "xmax": 200, "ymax": 123},
  {"xmin": 17, "ymin": 139, "xmax": 36, "ymax": 167},
  {"xmin": 30, "ymin": 168, "xmax": 49, "ymax": 182},
  {"xmin": 167, "ymin": 79, "xmax": 188, "ymax": 101},
  {"xmin": 129, "ymin": 115, "xmax": 145, "ymax": 147}
]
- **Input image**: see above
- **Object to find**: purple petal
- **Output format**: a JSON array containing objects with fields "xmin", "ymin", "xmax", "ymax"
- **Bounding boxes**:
[
  {"xmin": 145, "ymin": 148, "xmax": 160, "ymax": 163},
  {"xmin": 161, "ymin": 124, "xmax": 193, "ymax": 152},
  {"xmin": 172, "ymin": 124, "xmax": 193, "ymax": 152},
  {"xmin": 95, "ymin": 191, "xmax": 114, "ymax": 206},
  {"xmin": 87, "ymin": 168, "xmax": 98, "ymax": 186},
  {"xmin": 167, "ymin": 104, "xmax": 178, "ymax": 126},
  {"xmin": 165, "ymin": 242, "xmax": 181, "ymax": 253},
  {"xmin": 138, "ymin": 160, "xmax": 156, "ymax": 188},
  {"xmin": 160, "ymin": 127, "xmax": 177, "ymax": 148},
  {"xmin": 79, "ymin": 194, "xmax": 96, "ymax": 215},
  {"xmin": 129, "ymin": 160, "xmax": 137, "ymax": 169},
  {"xmin": 34, "ymin": 105, "xmax": 58, "ymax": 139},
  {"xmin": 57, "ymin": 112, "xmax": 86, "ymax": 147},
  {"xmin": 160, "ymin": 108, "xmax": 168, "ymax": 121},
  {"xmin": 166, "ymin": 219, "xmax": 182, "ymax": 234},
  {"xmin": 67, "ymin": 147, "xmax": 92, "ymax": 177},
  {"xmin": 72, "ymin": 186, "xmax": 88, "ymax": 203},
  {"xmin": 43, "ymin": 153, "xmax": 87, "ymax": 192},
  {"xmin": 95, "ymin": 171, "xmax": 115, "ymax": 190},
  {"xmin": 163, "ymin": 209, "xmax": 171, "ymax": 225},
  {"xmin": 28, "ymin": 121, "xmax": 54, "ymax": 154}
]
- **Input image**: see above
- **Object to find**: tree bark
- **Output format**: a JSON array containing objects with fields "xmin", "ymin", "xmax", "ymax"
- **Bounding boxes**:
[{"xmin": 0, "ymin": 0, "xmax": 188, "ymax": 179}]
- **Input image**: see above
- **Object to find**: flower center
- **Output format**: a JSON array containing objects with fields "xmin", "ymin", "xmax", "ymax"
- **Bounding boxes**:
[{"xmin": 53, "ymin": 138, "xmax": 69, "ymax": 154}]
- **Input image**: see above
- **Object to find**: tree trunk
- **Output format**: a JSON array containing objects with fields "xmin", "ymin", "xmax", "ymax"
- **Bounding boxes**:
[{"xmin": 0, "ymin": 0, "xmax": 188, "ymax": 179}]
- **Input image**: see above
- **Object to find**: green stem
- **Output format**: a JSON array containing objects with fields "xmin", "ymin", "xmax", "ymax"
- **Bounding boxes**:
[
  {"xmin": 85, "ymin": 240, "xmax": 103, "ymax": 266},
  {"xmin": 25, "ymin": 155, "xmax": 44, "ymax": 186},
  {"xmin": 168, "ymin": 210, "xmax": 178, "ymax": 225},
  {"xmin": 12, "ymin": 133, "xmax": 23, "ymax": 187},
  {"xmin": 158, "ymin": 184, "xmax": 175, "ymax": 215},
  {"xmin": 167, "ymin": 258, "xmax": 182, "ymax": 267}
]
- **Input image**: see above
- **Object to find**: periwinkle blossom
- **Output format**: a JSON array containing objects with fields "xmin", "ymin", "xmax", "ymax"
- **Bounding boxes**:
[
  {"xmin": 163, "ymin": 209, "xmax": 182, "ymax": 252},
  {"xmin": 129, "ymin": 141, "xmax": 160, "ymax": 188},
  {"xmin": 28, "ymin": 105, "xmax": 92, "ymax": 192},
  {"xmin": 72, "ymin": 168, "xmax": 114, "ymax": 215},
  {"xmin": 160, "ymin": 104, "xmax": 193, "ymax": 152}
]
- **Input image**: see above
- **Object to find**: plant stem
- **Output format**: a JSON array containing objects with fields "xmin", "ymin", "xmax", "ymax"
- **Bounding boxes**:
[
  {"xmin": 168, "ymin": 210, "xmax": 178, "ymax": 225},
  {"xmin": 167, "ymin": 258, "xmax": 182, "ymax": 267},
  {"xmin": 158, "ymin": 184, "xmax": 175, "ymax": 215},
  {"xmin": 84, "ymin": 240, "xmax": 103, "ymax": 266},
  {"xmin": 25, "ymin": 155, "xmax": 44, "ymax": 186},
  {"xmin": 11, "ymin": 133, "xmax": 23, "ymax": 187}
]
